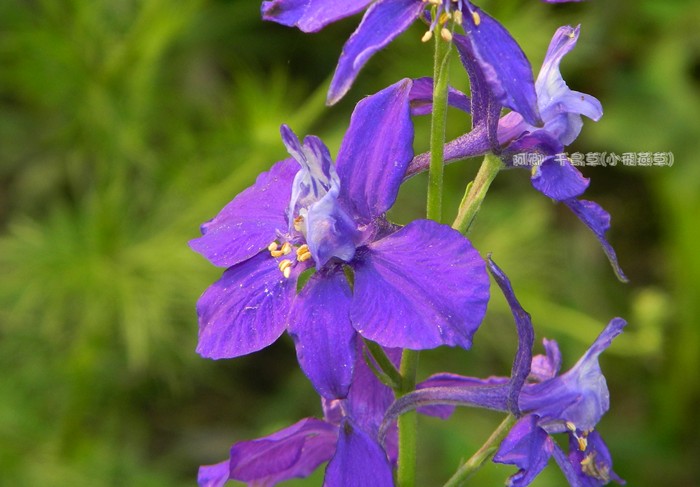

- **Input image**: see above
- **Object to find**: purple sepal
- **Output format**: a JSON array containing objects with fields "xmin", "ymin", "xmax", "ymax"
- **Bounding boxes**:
[
  {"xmin": 196, "ymin": 252, "xmax": 295, "ymax": 360},
  {"xmin": 493, "ymin": 415, "xmax": 554, "ymax": 487},
  {"xmin": 261, "ymin": 0, "xmax": 374, "ymax": 33},
  {"xmin": 409, "ymin": 77, "xmax": 471, "ymax": 116},
  {"xmin": 351, "ymin": 220, "xmax": 489, "ymax": 349},
  {"xmin": 551, "ymin": 441, "xmax": 586, "ymax": 487},
  {"xmin": 324, "ymin": 418, "xmax": 394, "ymax": 487},
  {"xmin": 327, "ymin": 0, "xmax": 423, "ymax": 104},
  {"xmin": 532, "ymin": 157, "xmax": 590, "ymax": 201},
  {"xmin": 288, "ymin": 270, "xmax": 357, "ymax": 399},
  {"xmin": 198, "ymin": 461, "xmax": 230, "ymax": 487},
  {"xmin": 229, "ymin": 418, "xmax": 338, "ymax": 485},
  {"xmin": 530, "ymin": 338, "xmax": 562, "ymax": 382},
  {"xmin": 336, "ymin": 79, "xmax": 414, "ymax": 222},
  {"xmin": 456, "ymin": 7, "xmax": 540, "ymax": 126},
  {"xmin": 521, "ymin": 318, "xmax": 626, "ymax": 431},
  {"xmin": 189, "ymin": 159, "xmax": 298, "ymax": 268},
  {"xmin": 416, "ymin": 373, "xmax": 509, "ymax": 419},
  {"xmin": 564, "ymin": 200, "xmax": 628, "ymax": 282},
  {"xmin": 487, "ymin": 257, "xmax": 534, "ymax": 415}
]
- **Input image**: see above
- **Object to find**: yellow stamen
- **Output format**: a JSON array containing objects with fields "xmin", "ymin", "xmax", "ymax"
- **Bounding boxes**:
[
  {"xmin": 298, "ymin": 251, "xmax": 312, "ymax": 262},
  {"xmin": 293, "ymin": 215, "xmax": 304, "ymax": 232},
  {"xmin": 267, "ymin": 242, "xmax": 278, "ymax": 252},
  {"xmin": 421, "ymin": 30, "xmax": 433, "ymax": 43},
  {"xmin": 278, "ymin": 259, "xmax": 293, "ymax": 278},
  {"xmin": 296, "ymin": 244, "xmax": 310, "ymax": 258},
  {"xmin": 472, "ymin": 10, "xmax": 481, "ymax": 26},
  {"xmin": 577, "ymin": 436, "xmax": 588, "ymax": 452},
  {"xmin": 453, "ymin": 10, "xmax": 463, "ymax": 25},
  {"xmin": 565, "ymin": 421, "xmax": 577, "ymax": 432},
  {"xmin": 440, "ymin": 27, "xmax": 453, "ymax": 42},
  {"xmin": 280, "ymin": 242, "xmax": 292, "ymax": 255},
  {"xmin": 439, "ymin": 12, "xmax": 451, "ymax": 25},
  {"xmin": 270, "ymin": 249, "xmax": 285, "ymax": 257}
]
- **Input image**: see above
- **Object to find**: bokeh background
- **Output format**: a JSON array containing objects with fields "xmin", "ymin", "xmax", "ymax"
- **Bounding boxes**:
[{"xmin": 1, "ymin": 0, "xmax": 699, "ymax": 485}]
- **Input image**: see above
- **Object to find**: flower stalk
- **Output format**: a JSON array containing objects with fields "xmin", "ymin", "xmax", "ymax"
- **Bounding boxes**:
[
  {"xmin": 443, "ymin": 414, "xmax": 517, "ymax": 487},
  {"xmin": 452, "ymin": 153, "xmax": 503, "ymax": 234}
]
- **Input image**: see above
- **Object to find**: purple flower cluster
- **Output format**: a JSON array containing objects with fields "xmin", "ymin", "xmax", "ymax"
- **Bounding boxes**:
[{"xmin": 190, "ymin": 1, "xmax": 628, "ymax": 486}]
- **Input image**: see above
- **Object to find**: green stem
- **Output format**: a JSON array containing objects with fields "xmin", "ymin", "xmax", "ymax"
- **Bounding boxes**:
[
  {"xmin": 452, "ymin": 153, "xmax": 503, "ymax": 234},
  {"xmin": 396, "ymin": 349, "xmax": 420, "ymax": 487},
  {"xmin": 443, "ymin": 414, "xmax": 517, "ymax": 487},
  {"xmin": 397, "ymin": 32, "xmax": 453, "ymax": 487},
  {"xmin": 426, "ymin": 31, "xmax": 453, "ymax": 223}
]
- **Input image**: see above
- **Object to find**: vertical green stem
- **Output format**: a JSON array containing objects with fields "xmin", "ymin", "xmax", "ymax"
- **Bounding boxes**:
[
  {"xmin": 443, "ymin": 414, "xmax": 517, "ymax": 487},
  {"xmin": 397, "ymin": 33, "xmax": 453, "ymax": 487},
  {"xmin": 426, "ymin": 32, "xmax": 453, "ymax": 223},
  {"xmin": 452, "ymin": 153, "xmax": 503, "ymax": 234},
  {"xmin": 396, "ymin": 349, "xmax": 420, "ymax": 486}
]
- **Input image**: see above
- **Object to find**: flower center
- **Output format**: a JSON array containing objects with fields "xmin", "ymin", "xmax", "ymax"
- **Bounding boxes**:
[{"xmin": 420, "ymin": 0, "xmax": 478, "ymax": 43}]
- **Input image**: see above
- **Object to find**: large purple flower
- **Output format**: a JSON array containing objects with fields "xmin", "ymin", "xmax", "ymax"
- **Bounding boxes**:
[
  {"xmin": 261, "ymin": 0, "xmax": 567, "ymax": 105},
  {"xmin": 190, "ymin": 79, "xmax": 489, "ymax": 400},
  {"xmin": 381, "ymin": 259, "xmax": 626, "ymax": 487},
  {"xmin": 198, "ymin": 342, "xmax": 401, "ymax": 487}
]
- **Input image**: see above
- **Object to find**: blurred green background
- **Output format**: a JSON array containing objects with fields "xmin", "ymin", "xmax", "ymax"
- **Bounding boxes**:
[{"xmin": 1, "ymin": 0, "xmax": 699, "ymax": 485}]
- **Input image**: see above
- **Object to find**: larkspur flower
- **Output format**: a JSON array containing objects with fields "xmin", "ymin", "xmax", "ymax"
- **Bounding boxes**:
[
  {"xmin": 198, "ymin": 342, "xmax": 401, "ymax": 487},
  {"xmin": 261, "ymin": 0, "xmax": 569, "ymax": 105},
  {"xmin": 407, "ymin": 25, "xmax": 627, "ymax": 281},
  {"xmin": 190, "ymin": 79, "xmax": 489, "ymax": 400},
  {"xmin": 380, "ymin": 259, "xmax": 626, "ymax": 487}
]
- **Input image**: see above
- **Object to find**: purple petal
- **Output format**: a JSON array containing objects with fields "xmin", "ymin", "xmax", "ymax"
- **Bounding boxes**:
[
  {"xmin": 324, "ymin": 419, "xmax": 394, "ymax": 487},
  {"xmin": 327, "ymin": 0, "xmax": 423, "ymax": 104},
  {"xmin": 196, "ymin": 252, "xmax": 295, "ymax": 359},
  {"xmin": 261, "ymin": 0, "xmax": 374, "ymax": 33},
  {"xmin": 488, "ymin": 257, "xmax": 535, "ymax": 415},
  {"xmin": 288, "ymin": 269, "xmax": 357, "ymax": 399},
  {"xmin": 493, "ymin": 415, "xmax": 553, "ymax": 487},
  {"xmin": 456, "ymin": 8, "xmax": 540, "ymax": 126},
  {"xmin": 409, "ymin": 77, "xmax": 471, "ymax": 116},
  {"xmin": 530, "ymin": 338, "xmax": 562, "ymax": 382},
  {"xmin": 229, "ymin": 418, "xmax": 338, "ymax": 485},
  {"xmin": 567, "ymin": 431, "xmax": 625, "ymax": 486},
  {"xmin": 189, "ymin": 159, "xmax": 298, "ymax": 268},
  {"xmin": 198, "ymin": 461, "xmax": 230, "ymax": 487},
  {"xmin": 564, "ymin": 200, "xmax": 628, "ymax": 282},
  {"xmin": 531, "ymin": 157, "xmax": 590, "ymax": 201},
  {"xmin": 336, "ymin": 79, "xmax": 414, "ymax": 221},
  {"xmin": 351, "ymin": 220, "xmax": 489, "ymax": 349},
  {"xmin": 551, "ymin": 441, "xmax": 585, "ymax": 487},
  {"xmin": 345, "ymin": 342, "xmax": 399, "ymax": 435}
]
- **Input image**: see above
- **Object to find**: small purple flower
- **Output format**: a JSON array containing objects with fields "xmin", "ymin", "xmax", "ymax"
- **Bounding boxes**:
[
  {"xmin": 198, "ymin": 342, "xmax": 400, "ymax": 487},
  {"xmin": 261, "ymin": 0, "xmax": 550, "ymax": 106},
  {"xmin": 407, "ymin": 25, "xmax": 627, "ymax": 281},
  {"xmin": 494, "ymin": 318, "xmax": 627, "ymax": 487},
  {"xmin": 190, "ymin": 79, "xmax": 489, "ymax": 400},
  {"xmin": 380, "ymin": 259, "xmax": 626, "ymax": 487}
]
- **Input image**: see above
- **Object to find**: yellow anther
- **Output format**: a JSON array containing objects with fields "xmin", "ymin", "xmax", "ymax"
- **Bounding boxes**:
[
  {"xmin": 577, "ymin": 436, "xmax": 588, "ymax": 452},
  {"xmin": 421, "ymin": 30, "xmax": 433, "ymax": 43},
  {"xmin": 298, "ymin": 251, "xmax": 313, "ymax": 263},
  {"xmin": 472, "ymin": 10, "xmax": 481, "ymax": 26},
  {"xmin": 439, "ymin": 12, "xmax": 451, "ymax": 24},
  {"xmin": 453, "ymin": 10, "xmax": 463, "ymax": 25},
  {"xmin": 296, "ymin": 244, "xmax": 310, "ymax": 257},
  {"xmin": 565, "ymin": 421, "xmax": 577, "ymax": 432},
  {"xmin": 293, "ymin": 215, "xmax": 304, "ymax": 232},
  {"xmin": 270, "ymin": 242, "xmax": 291, "ymax": 258},
  {"xmin": 267, "ymin": 242, "xmax": 278, "ymax": 252},
  {"xmin": 428, "ymin": 0, "xmax": 441, "ymax": 4},
  {"xmin": 440, "ymin": 27, "xmax": 453, "ymax": 42},
  {"xmin": 278, "ymin": 259, "xmax": 293, "ymax": 278}
]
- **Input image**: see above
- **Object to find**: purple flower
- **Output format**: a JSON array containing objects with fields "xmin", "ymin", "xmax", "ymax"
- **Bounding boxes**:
[
  {"xmin": 198, "ymin": 342, "xmax": 400, "ymax": 487},
  {"xmin": 261, "ymin": 0, "xmax": 549, "ymax": 106},
  {"xmin": 380, "ymin": 259, "xmax": 626, "ymax": 487},
  {"xmin": 190, "ymin": 79, "xmax": 490, "ymax": 400},
  {"xmin": 407, "ymin": 25, "xmax": 627, "ymax": 281},
  {"xmin": 494, "ymin": 318, "xmax": 627, "ymax": 487}
]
